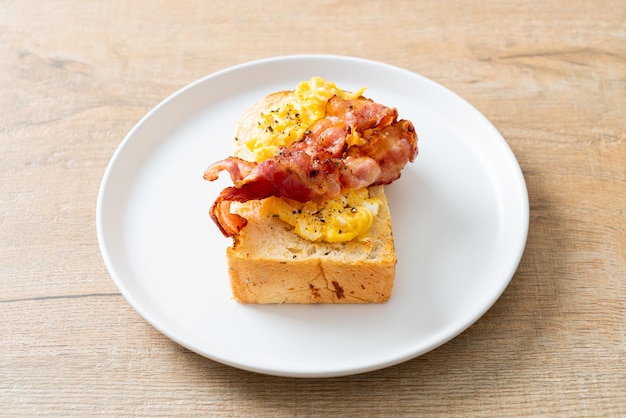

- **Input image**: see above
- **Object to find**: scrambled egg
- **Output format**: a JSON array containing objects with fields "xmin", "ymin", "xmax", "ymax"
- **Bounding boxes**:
[
  {"xmin": 264, "ymin": 189, "xmax": 381, "ymax": 243},
  {"xmin": 249, "ymin": 77, "xmax": 381, "ymax": 243},
  {"xmin": 245, "ymin": 77, "xmax": 366, "ymax": 162}
]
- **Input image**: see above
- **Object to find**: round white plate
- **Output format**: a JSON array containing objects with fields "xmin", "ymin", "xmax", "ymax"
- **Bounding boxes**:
[{"xmin": 97, "ymin": 55, "xmax": 528, "ymax": 378}]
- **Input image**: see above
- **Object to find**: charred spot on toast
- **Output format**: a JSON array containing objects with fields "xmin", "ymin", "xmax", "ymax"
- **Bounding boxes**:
[
  {"xmin": 331, "ymin": 281, "xmax": 345, "ymax": 299},
  {"xmin": 309, "ymin": 283, "xmax": 320, "ymax": 298}
]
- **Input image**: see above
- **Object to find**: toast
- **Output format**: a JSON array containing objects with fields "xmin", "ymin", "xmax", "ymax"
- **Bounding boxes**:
[{"xmin": 224, "ymin": 91, "xmax": 397, "ymax": 304}]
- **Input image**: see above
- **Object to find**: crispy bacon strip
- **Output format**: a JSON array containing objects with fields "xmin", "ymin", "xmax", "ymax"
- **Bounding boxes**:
[{"xmin": 204, "ymin": 95, "xmax": 418, "ymax": 237}]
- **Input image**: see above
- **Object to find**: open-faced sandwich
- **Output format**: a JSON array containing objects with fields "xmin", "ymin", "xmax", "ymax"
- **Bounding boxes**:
[{"xmin": 203, "ymin": 77, "xmax": 418, "ymax": 303}]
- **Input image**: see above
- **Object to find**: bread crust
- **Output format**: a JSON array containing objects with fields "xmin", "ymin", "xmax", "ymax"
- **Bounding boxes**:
[
  {"xmin": 224, "ymin": 89, "xmax": 397, "ymax": 304},
  {"xmin": 228, "ymin": 253, "xmax": 395, "ymax": 304}
]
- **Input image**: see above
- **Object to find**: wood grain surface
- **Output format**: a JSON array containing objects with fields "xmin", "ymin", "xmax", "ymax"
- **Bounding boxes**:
[{"xmin": 1, "ymin": 1, "xmax": 624, "ymax": 416}]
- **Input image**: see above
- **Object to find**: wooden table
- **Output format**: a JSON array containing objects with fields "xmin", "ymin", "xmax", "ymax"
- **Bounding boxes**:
[{"xmin": 2, "ymin": 1, "xmax": 624, "ymax": 415}]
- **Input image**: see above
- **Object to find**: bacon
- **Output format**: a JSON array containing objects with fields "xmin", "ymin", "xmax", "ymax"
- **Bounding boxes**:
[
  {"xmin": 203, "ymin": 157, "xmax": 256, "ymax": 185},
  {"xmin": 204, "ymin": 95, "xmax": 418, "ymax": 237},
  {"xmin": 210, "ymin": 198, "xmax": 247, "ymax": 237},
  {"xmin": 325, "ymin": 95, "xmax": 398, "ymax": 132},
  {"xmin": 348, "ymin": 119, "xmax": 418, "ymax": 185}
]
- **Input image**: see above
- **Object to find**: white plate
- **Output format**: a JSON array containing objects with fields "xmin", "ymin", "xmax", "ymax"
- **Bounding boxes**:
[{"xmin": 97, "ymin": 55, "xmax": 528, "ymax": 378}]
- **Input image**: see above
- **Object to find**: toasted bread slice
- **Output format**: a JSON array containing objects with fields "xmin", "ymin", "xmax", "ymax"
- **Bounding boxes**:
[{"xmin": 224, "ymin": 91, "xmax": 397, "ymax": 303}]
